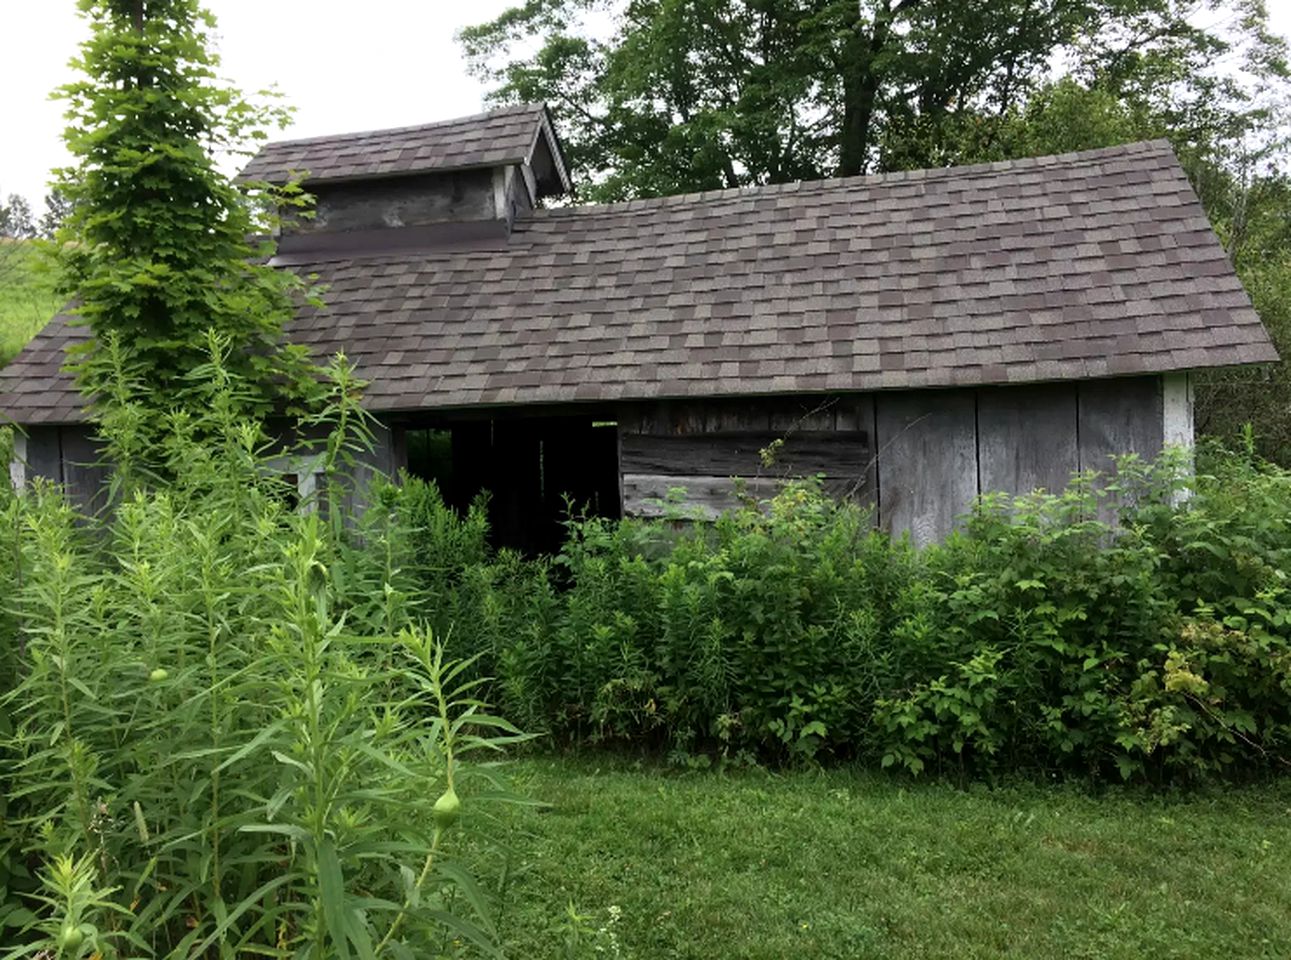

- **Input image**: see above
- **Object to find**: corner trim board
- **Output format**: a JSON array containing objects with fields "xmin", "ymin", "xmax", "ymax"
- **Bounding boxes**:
[
  {"xmin": 9, "ymin": 432, "xmax": 26, "ymax": 493},
  {"xmin": 1162, "ymin": 371, "xmax": 1194, "ymax": 451}
]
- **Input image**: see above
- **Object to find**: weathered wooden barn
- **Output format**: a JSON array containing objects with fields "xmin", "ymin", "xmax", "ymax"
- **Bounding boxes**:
[{"xmin": 0, "ymin": 104, "xmax": 1278, "ymax": 548}]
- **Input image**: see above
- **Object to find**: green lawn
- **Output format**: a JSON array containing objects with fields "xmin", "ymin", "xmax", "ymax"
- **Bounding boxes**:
[
  {"xmin": 0, "ymin": 240, "xmax": 61, "ymax": 363},
  {"xmin": 472, "ymin": 754, "xmax": 1291, "ymax": 959}
]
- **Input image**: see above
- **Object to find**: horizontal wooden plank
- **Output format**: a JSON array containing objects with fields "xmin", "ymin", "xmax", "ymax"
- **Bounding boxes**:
[
  {"xmin": 620, "ymin": 430, "xmax": 870, "ymax": 479},
  {"xmin": 623, "ymin": 473, "xmax": 784, "ymax": 519},
  {"xmin": 619, "ymin": 394, "xmax": 876, "ymax": 438}
]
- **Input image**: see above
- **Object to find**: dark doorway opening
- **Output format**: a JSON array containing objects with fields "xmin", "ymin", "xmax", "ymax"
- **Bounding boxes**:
[{"xmin": 404, "ymin": 415, "xmax": 621, "ymax": 555}]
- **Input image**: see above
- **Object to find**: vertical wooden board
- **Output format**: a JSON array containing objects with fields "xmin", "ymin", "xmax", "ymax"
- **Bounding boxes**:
[
  {"xmin": 707, "ymin": 397, "xmax": 772, "ymax": 434},
  {"xmin": 388, "ymin": 424, "xmax": 409, "ymax": 478},
  {"xmin": 60, "ymin": 426, "xmax": 109, "ymax": 517},
  {"xmin": 767, "ymin": 395, "xmax": 840, "ymax": 433},
  {"xmin": 1077, "ymin": 377, "xmax": 1164, "ymax": 475},
  {"xmin": 977, "ymin": 383, "xmax": 1078, "ymax": 496},
  {"xmin": 24, "ymin": 427, "xmax": 63, "ymax": 484},
  {"xmin": 677, "ymin": 402, "xmax": 711, "ymax": 435},
  {"xmin": 832, "ymin": 395, "xmax": 878, "ymax": 513},
  {"xmin": 875, "ymin": 390, "xmax": 977, "ymax": 547},
  {"xmin": 832, "ymin": 395, "xmax": 868, "ymax": 433}
]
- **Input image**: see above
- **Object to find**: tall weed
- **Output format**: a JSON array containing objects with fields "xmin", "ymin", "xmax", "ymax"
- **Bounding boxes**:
[{"xmin": 0, "ymin": 340, "xmax": 525, "ymax": 957}]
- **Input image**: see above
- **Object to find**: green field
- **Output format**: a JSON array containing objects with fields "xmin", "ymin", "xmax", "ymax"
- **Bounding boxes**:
[
  {"xmin": 0, "ymin": 239, "xmax": 61, "ymax": 363},
  {"xmin": 475, "ymin": 755, "xmax": 1291, "ymax": 959}
]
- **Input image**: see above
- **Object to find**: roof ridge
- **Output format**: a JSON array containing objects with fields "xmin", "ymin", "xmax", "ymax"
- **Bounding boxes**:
[
  {"xmin": 534, "ymin": 139, "xmax": 1177, "ymax": 220},
  {"xmin": 252, "ymin": 102, "xmax": 545, "ymax": 152}
]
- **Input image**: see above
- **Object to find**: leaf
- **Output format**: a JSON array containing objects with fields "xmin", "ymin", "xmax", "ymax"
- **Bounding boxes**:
[
  {"xmin": 317, "ymin": 838, "xmax": 350, "ymax": 960},
  {"xmin": 436, "ymin": 860, "xmax": 497, "ymax": 937},
  {"xmin": 239, "ymin": 823, "xmax": 312, "ymax": 842},
  {"xmin": 191, "ymin": 874, "xmax": 296, "ymax": 955}
]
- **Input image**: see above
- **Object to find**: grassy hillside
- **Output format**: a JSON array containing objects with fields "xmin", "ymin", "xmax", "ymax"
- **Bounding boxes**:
[{"xmin": 0, "ymin": 239, "xmax": 62, "ymax": 364}]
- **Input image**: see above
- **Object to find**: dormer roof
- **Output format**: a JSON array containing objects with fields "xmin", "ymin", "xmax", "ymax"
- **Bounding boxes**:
[{"xmin": 238, "ymin": 103, "xmax": 571, "ymax": 199}]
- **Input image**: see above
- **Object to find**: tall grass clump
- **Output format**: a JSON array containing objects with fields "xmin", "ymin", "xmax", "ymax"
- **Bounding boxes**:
[{"xmin": 0, "ymin": 338, "xmax": 524, "ymax": 957}]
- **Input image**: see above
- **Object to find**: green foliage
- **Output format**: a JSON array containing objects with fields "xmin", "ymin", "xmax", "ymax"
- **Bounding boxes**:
[
  {"xmin": 360, "ymin": 447, "xmax": 1291, "ymax": 782},
  {"xmin": 461, "ymin": 0, "xmax": 1286, "ymax": 199},
  {"xmin": 50, "ymin": 0, "xmax": 318, "ymax": 429},
  {"xmin": 0, "ymin": 346, "xmax": 525, "ymax": 957}
]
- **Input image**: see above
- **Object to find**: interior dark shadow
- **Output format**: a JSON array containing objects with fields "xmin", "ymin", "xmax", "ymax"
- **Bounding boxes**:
[{"xmin": 403, "ymin": 415, "xmax": 622, "ymax": 555}]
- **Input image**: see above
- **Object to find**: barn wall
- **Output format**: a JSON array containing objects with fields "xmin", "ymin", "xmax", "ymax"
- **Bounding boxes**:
[
  {"xmin": 875, "ymin": 389, "xmax": 978, "ymax": 546},
  {"xmin": 618, "ymin": 376, "xmax": 1170, "ymax": 545},
  {"xmin": 1076, "ymin": 376, "xmax": 1164, "ymax": 471},
  {"xmin": 12, "ymin": 425, "xmax": 109, "ymax": 516},
  {"xmin": 10, "ymin": 421, "xmax": 391, "ymax": 523},
  {"xmin": 60, "ymin": 426, "xmax": 111, "ymax": 517},
  {"xmin": 6, "ymin": 375, "xmax": 1177, "ymax": 545},
  {"xmin": 24, "ymin": 427, "xmax": 64, "ymax": 485},
  {"xmin": 618, "ymin": 394, "xmax": 876, "ymax": 519},
  {"xmin": 977, "ymin": 382, "xmax": 1079, "ymax": 496}
]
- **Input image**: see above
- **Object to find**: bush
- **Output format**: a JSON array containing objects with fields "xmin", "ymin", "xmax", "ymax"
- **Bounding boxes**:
[{"xmin": 374, "ymin": 446, "xmax": 1291, "ymax": 783}]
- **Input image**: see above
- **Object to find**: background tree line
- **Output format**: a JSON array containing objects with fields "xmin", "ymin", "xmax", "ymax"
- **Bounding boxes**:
[
  {"xmin": 0, "ymin": 189, "xmax": 72, "ymax": 294},
  {"xmin": 461, "ymin": 0, "xmax": 1291, "ymax": 461},
  {"xmin": 0, "ymin": 190, "xmax": 71, "ymax": 243}
]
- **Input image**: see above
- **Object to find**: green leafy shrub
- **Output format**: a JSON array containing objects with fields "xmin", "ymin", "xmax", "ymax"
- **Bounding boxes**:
[{"xmin": 375, "ymin": 447, "xmax": 1291, "ymax": 783}]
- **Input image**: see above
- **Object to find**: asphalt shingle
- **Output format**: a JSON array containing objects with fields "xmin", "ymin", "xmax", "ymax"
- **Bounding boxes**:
[
  {"xmin": 0, "ymin": 139, "xmax": 1277, "ymax": 424},
  {"xmin": 237, "ymin": 103, "xmax": 549, "ymax": 185}
]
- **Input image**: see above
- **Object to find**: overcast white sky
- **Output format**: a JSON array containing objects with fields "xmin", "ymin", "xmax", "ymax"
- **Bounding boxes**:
[
  {"xmin": 3, "ymin": 1, "xmax": 1291, "ymax": 207},
  {"xmin": 0, "ymin": 0, "xmax": 518, "ymax": 205}
]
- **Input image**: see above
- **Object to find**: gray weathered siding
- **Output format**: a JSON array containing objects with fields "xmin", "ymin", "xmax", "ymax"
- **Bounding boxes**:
[
  {"xmin": 25, "ymin": 426, "xmax": 64, "ymax": 485},
  {"xmin": 619, "ymin": 376, "xmax": 1168, "ymax": 545},
  {"xmin": 283, "ymin": 169, "xmax": 500, "ymax": 236},
  {"xmin": 17, "ymin": 424, "xmax": 109, "ymax": 516},
  {"xmin": 11, "ymin": 376, "xmax": 1175, "ymax": 545},
  {"xmin": 977, "ymin": 382, "xmax": 1079, "ymax": 496},
  {"xmin": 618, "ymin": 395, "xmax": 875, "ymax": 519},
  {"xmin": 1076, "ymin": 376, "xmax": 1164, "ymax": 472},
  {"xmin": 876, "ymin": 390, "xmax": 978, "ymax": 546}
]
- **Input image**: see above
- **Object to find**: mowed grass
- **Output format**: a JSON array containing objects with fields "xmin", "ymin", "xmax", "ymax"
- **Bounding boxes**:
[
  {"xmin": 474, "ymin": 754, "xmax": 1291, "ymax": 959},
  {"xmin": 0, "ymin": 239, "xmax": 61, "ymax": 363}
]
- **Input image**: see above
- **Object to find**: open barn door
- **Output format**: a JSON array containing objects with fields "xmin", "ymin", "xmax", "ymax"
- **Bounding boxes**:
[{"xmin": 405, "ymin": 415, "xmax": 621, "ymax": 555}]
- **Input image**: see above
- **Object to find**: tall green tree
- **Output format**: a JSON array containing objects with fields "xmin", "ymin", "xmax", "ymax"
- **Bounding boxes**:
[
  {"xmin": 0, "ymin": 193, "xmax": 35, "ymax": 239},
  {"xmin": 52, "ymin": 0, "xmax": 315, "ymax": 423},
  {"xmin": 461, "ymin": 0, "xmax": 1287, "ymax": 202}
]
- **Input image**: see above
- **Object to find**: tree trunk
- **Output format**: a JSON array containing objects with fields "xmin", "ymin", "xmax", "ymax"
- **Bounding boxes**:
[{"xmin": 839, "ymin": 3, "xmax": 896, "ymax": 177}]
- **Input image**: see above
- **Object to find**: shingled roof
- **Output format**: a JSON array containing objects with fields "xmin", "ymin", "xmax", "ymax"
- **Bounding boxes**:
[
  {"xmin": 237, "ymin": 102, "xmax": 569, "ymax": 193},
  {"xmin": 0, "ymin": 138, "xmax": 1276, "ymax": 424}
]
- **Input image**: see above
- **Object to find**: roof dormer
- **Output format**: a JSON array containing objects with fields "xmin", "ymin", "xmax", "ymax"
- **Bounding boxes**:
[{"xmin": 239, "ymin": 103, "xmax": 570, "ymax": 258}]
